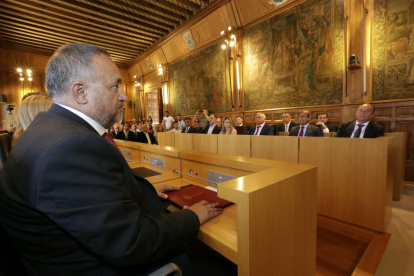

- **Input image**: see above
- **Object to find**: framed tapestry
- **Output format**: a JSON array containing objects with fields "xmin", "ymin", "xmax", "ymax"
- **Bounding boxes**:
[
  {"xmin": 243, "ymin": 0, "xmax": 344, "ymax": 110},
  {"xmin": 168, "ymin": 42, "xmax": 232, "ymax": 115},
  {"xmin": 373, "ymin": 0, "xmax": 414, "ymax": 100}
]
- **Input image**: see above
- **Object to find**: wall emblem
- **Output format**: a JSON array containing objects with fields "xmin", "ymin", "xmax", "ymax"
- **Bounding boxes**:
[
  {"xmin": 145, "ymin": 57, "xmax": 154, "ymax": 71},
  {"xmin": 183, "ymin": 30, "xmax": 197, "ymax": 50},
  {"xmin": 269, "ymin": 0, "xmax": 289, "ymax": 7}
]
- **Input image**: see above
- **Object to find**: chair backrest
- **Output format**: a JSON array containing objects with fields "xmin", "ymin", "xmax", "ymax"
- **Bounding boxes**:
[
  {"xmin": 234, "ymin": 126, "xmax": 249, "ymax": 135},
  {"xmin": 194, "ymin": 127, "xmax": 202, "ymax": 133},
  {"xmin": 0, "ymin": 133, "xmax": 12, "ymax": 165}
]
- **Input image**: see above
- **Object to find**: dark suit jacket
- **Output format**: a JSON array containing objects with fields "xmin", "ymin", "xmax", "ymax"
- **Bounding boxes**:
[
  {"xmin": 0, "ymin": 104, "xmax": 198, "ymax": 275},
  {"xmin": 277, "ymin": 121, "xmax": 297, "ymax": 132},
  {"xmin": 181, "ymin": 125, "xmax": 197, "ymax": 133},
  {"xmin": 137, "ymin": 131, "xmax": 158, "ymax": 145},
  {"xmin": 289, "ymin": 124, "xmax": 322, "ymax": 137},
  {"xmin": 335, "ymin": 121, "xmax": 384, "ymax": 138},
  {"xmin": 200, "ymin": 124, "xmax": 221, "ymax": 134},
  {"xmin": 248, "ymin": 124, "xmax": 274, "ymax": 135},
  {"xmin": 125, "ymin": 131, "xmax": 137, "ymax": 142},
  {"xmin": 115, "ymin": 131, "xmax": 126, "ymax": 140}
]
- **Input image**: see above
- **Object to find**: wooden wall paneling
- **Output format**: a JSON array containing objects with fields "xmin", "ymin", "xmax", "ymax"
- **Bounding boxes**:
[
  {"xmin": 174, "ymin": 133, "xmax": 194, "ymax": 151},
  {"xmin": 299, "ymin": 137, "xmax": 393, "ymax": 232},
  {"xmin": 191, "ymin": 8, "xmax": 228, "ymax": 48},
  {"xmin": 161, "ymin": 35, "xmax": 189, "ymax": 63},
  {"xmin": 396, "ymin": 121, "xmax": 414, "ymax": 181},
  {"xmin": 144, "ymin": 70, "xmax": 163, "ymax": 90},
  {"xmin": 217, "ymin": 135, "xmax": 250, "ymax": 157},
  {"xmin": 139, "ymin": 59, "xmax": 152, "ymax": 75},
  {"xmin": 158, "ymin": 132, "xmax": 175, "ymax": 147},
  {"xmin": 251, "ymin": 136, "xmax": 298, "ymax": 163},
  {"xmin": 384, "ymin": 132, "xmax": 407, "ymax": 201},
  {"xmin": 193, "ymin": 134, "xmax": 218, "ymax": 153}
]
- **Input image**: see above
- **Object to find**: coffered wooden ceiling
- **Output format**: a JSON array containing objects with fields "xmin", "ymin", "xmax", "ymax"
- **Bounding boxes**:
[{"xmin": 0, "ymin": 0, "xmax": 212, "ymax": 66}]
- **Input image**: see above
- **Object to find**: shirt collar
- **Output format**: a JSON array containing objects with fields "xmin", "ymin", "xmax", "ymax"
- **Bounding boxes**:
[
  {"xmin": 209, "ymin": 124, "xmax": 216, "ymax": 128},
  {"xmin": 56, "ymin": 103, "xmax": 106, "ymax": 135},
  {"xmin": 256, "ymin": 122, "xmax": 265, "ymax": 127},
  {"xmin": 355, "ymin": 120, "xmax": 369, "ymax": 127},
  {"xmin": 300, "ymin": 123, "xmax": 309, "ymax": 128}
]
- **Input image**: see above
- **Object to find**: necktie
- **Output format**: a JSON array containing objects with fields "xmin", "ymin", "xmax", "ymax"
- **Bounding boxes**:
[
  {"xmin": 185, "ymin": 127, "xmax": 189, "ymax": 133},
  {"xmin": 299, "ymin": 126, "xmax": 304, "ymax": 137},
  {"xmin": 285, "ymin": 124, "xmax": 288, "ymax": 132},
  {"xmin": 353, "ymin": 124, "xmax": 364, "ymax": 138},
  {"xmin": 102, "ymin": 133, "xmax": 125, "ymax": 159},
  {"xmin": 254, "ymin": 126, "xmax": 260, "ymax": 135}
]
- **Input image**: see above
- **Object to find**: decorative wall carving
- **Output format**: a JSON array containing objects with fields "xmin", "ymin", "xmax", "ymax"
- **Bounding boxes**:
[
  {"xmin": 397, "ymin": 106, "xmax": 414, "ymax": 116},
  {"xmin": 375, "ymin": 107, "xmax": 392, "ymax": 117}
]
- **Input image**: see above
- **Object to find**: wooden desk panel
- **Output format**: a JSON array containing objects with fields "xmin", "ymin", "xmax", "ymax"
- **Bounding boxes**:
[
  {"xmin": 161, "ymin": 178, "xmax": 238, "ymax": 263},
  {"xmin": 193, "ymin": 134, "xmax": 218, "ymax": 153},
  {"xmin": 158, "ymin": 132, "xmax": 175, "ymax": 147},
  {"xmin": 138, "ymin": 151, "xmax": 181, "ymax": 176},
  {"xmin": 299, "ymin": 137, "xmax": 394, "ymax": 232},
  {"xmin": 251, "ymin": 136, "xmax": 298, "ymax": 163},
  {"xmin": 138, "ymin": 144, "xmax": 181, "ymax": 158},
  {"xmin": 174, "ymin": 133, "xmax": 194, "ymax": 151},
  {"xmin": 217, "ymin": 135, "xmax": 250, "ymax": 157},
  {"xmin": 384, "ymin": 132, "xmax": 407, "ymax": 201}
]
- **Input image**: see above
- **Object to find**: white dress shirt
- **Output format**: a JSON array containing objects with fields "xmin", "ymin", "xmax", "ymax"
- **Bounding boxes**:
[
  {"xmin": 284, "ymin": 122, "xmax": 291, "ymax": 132},
  {"xmin": 207, "ymin": 124, "xmax": 217, "ymax": 134},
  {"xmin": 253, "ymin": 123, "xmax": 265, "ymax": 135},
  {"xmin": 143, "ymin": 131, "xmax": 151, "ymax": 144},
  {"xmin": 56, "ymin": 104, "xmax": 105, "ymax": 135},
  {"xmin": 169, "ymin": 128, "xmax": 181, "ymax": 133},
  {"xmin": 351, "ymin": 121, "xmax": 369, "ymax": 138}
]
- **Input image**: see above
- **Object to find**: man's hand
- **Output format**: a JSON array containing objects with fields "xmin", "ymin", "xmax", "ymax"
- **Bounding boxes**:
[
  {"xmin": 154, "ymin": 184, "xmax": 180, "ymax": 199},
  {"xmin": 184, "ymin": 200, "xmax": 222, "ymax": 224}
]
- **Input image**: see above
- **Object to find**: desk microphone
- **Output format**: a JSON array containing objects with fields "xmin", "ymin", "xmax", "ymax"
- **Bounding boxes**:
[{"xmin": 172, "ymin": 169, "xmax": 218, "ymax": 186}]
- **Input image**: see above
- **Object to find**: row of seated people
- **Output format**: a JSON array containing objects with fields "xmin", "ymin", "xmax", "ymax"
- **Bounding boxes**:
[{"xmin": 166, "ymin": 104, "xmax": 384, "ymax": 138}]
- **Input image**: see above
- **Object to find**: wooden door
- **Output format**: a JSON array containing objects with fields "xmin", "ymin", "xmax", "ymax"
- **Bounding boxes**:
[{"xmin": 146, "ymin": 91, "xmax": 160, "ymax": 124}]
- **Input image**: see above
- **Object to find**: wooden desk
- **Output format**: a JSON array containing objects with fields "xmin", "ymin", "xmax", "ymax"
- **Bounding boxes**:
[
  {"xmin": 128, "ymin": 162, "xmax": 181, "ymax": 184},
  {"xmin": 384, "ymin": 132, "xmax": 407, "ymax": 200}
]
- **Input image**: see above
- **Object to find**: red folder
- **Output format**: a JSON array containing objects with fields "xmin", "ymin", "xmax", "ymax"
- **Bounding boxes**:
[{"xmin": 166, "ymin": 185, "xmax": 233, "ymax": 208}]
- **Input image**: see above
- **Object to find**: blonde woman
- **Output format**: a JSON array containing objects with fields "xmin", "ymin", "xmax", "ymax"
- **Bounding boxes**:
[
  {"xmin": 12, "ymin": 94, "xmax": 53, "ymax": 147},
  {"xmin": 154, "ymin": 124, "xmax": 164, "ymax": 142},
  {"xmin": 220, "ymin": 117, "xmax": 237, "ymax": 135}
]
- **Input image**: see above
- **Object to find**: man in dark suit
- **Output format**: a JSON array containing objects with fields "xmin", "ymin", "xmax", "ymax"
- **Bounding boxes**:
[
  {"xmin": 137, "ymin": 124, "xmax": 158, "ymax": 144},
  {"xmin": 115, "ymin": 127, "xmax": 126, "ymax": 140},
  {"xmin": 315, "ymin": 113, "xmax": 337, "ymax": 133},
  {"xmin": 0, "ymin": 43, "xmax": 221, "ymax": 275},
  {"xmin": 123, "ymin": 122, "xmax": 136, "ymax": 141},
  {"xmin": 182, "ymin": 117, "xmax": 197, "ymax": 133},
  {"xmin": 277, "ymin": 112, "xmax": 297, "ymax": 133},
  {"xmin": 335, "ymin": 104, "xmax": 384, "ymax": 138},
  {"xmin": 200, "ymin": 114, "xmax": 221, "ymax": 134},
  {"xmin": 248, "ymin": 113, "xmax": 274, "ymax": 135},
  {"xmin": 236, "ymin": 116, "xmax": 244, "ymax": 126},
  {"xmin": 289, "ymin": 110, "xmax": 322, "ymax": 137}
]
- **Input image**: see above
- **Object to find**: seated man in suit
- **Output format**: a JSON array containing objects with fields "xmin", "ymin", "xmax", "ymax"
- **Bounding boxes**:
[
  {"xmin": 289, "ymin": 110, "xmax": 322, "ymax": 137},
  {"xmin": 123, "ymin": 122, "xmax": 136, "ymax": 141},
  {"xmin": 200, "ymin": 114, "xmax": 221, "ymax": 134},
  {"xmin": 248, "ymin": 113, "xmax": 274, "ymax": 135},
  {"xmin": 236, "ymin": 116, "xmax": 244, "ymax": 126},
  {"xmin": 277, "ymin": 112, "xmax": 297, "ymax": 133},
  {"xmin": 0, "ymin": 43, "xmax": 221, "ymax": 275},
  {"xmin": 182, "ymin": 117, "xmax": 197, "ymax": 133},
  {"xmin": 137, "ymin": 124, "xmax": 158, "ymax": 144},
  {"xmin": 335, "ymin": 103, "xmax": 384, "ymax": 138},
  {"xmin": 315, "ymin": 113, "xmax": 337, "ymax": 133}
]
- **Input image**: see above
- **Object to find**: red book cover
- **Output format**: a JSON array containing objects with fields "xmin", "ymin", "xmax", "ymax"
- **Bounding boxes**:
[{"xmin": 166, "ymin": 185, "xmax": 233, "ymax": 209}]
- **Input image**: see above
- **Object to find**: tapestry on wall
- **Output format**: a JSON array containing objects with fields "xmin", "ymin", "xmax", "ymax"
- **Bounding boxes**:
[
  {"xmin": 134, "ymin": 87, "xmax": 143, "ymax": 120},
  {"xmin": 169, "ymin": 43, "xmax": 232, "ymax": 115},
  {"xmin": 373, "ymin": 0, "xmax": 414, "ymax": 100},
  {"xmin": 243, "ymin": 0, "xmax": 344, "ymax": 110}
]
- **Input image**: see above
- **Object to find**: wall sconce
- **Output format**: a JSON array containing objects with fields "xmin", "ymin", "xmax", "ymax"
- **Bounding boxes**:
[
  {"xmin": 17, "ymin": 68, "xmax": 34, "ymax": 94},
  {"xmin": 157, "ymin": 64, "xmax": 163, "ymax": 76},
  {"xmin": 220, "ymin": 27, "xmax": 238, "ymax": 108}
]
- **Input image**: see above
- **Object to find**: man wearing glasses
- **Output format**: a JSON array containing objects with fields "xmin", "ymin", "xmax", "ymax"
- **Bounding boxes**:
[{"xmin": 289, "ymin": 110, "xmax": 322, "ymax": 137}]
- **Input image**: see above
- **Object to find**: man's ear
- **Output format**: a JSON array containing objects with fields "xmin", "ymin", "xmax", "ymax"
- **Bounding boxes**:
[{"xmin": 70, "ymin": 82, "xmax": 88, "ymax": 105}]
